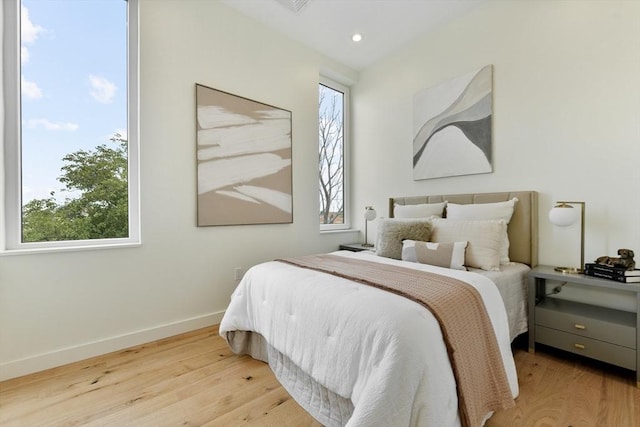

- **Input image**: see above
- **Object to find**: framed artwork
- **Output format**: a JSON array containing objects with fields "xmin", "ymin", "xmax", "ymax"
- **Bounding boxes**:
[
  {"xmin": 412, "ymin": 65, "xmax": 493, "ymax": 180},
  {"xmin": 195, "ymin": 84, "xmax": 292, "ymax": 226}
]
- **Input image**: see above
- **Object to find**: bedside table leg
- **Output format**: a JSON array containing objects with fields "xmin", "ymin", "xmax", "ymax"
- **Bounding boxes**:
[
  {"xmin": 637, "ymin": 293, "xmax": 640, "ymax": 388},
  {"xmin": 527, "ymin": 276, "xmax": 538, "ymax": 355}
]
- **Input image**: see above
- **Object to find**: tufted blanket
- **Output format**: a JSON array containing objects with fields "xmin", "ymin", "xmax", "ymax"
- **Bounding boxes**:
[
  {"xmin": 277, "ymin": 254, "xmax": 514, "ymax": 427},
  {"xmin": 220, "ymin": 251, "xmax": 518, "ymax": 426}
]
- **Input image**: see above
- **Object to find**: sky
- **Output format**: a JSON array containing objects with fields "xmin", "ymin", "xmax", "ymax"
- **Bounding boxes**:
[{"xmin": 20, "ymin": 0, "xmax": 127, "ymax": 203}]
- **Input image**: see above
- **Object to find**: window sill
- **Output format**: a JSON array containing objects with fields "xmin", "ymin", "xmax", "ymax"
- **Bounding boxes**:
[
  {"xmin": 0, "ymin": 241, "xmax": 141, "ymax": 256},
  {"xmin": 320, "ymin": 228, "xmax": 359, "ymax": 235}
]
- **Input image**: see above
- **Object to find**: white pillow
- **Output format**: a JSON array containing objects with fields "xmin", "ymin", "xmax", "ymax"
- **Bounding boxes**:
[
  {"xmin": 394, "ymin": 202, "xmax": 446, "ymax": 219},
  {"xmin": 429, "ymin": 218, "xmax": 506, "ymax": 271},
  {"xmin": 402, "ymin": 240, "xmax": 467, "ymax": 270},
  {"xmin": 446, "ymin": 198, "xmax": 518, "ymax": 264}
]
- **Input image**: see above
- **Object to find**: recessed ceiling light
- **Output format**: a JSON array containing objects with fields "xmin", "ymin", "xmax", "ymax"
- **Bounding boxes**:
[{"xmin": 352, "ymin": 33, "xmax": 362, "ymax": 43}]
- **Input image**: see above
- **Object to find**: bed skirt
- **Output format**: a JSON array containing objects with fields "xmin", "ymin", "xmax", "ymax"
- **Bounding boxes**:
[{"xmin": 225, "ymin": 330, "xmax": 354, "ymax": 426}]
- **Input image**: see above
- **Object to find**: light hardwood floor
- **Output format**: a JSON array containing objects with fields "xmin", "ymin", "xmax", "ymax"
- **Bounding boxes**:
[{"xmin": 1, "ymin": 326, "xmax": 639, "ymax": 426}]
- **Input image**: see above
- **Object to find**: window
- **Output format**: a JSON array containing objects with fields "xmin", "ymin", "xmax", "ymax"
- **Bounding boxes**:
[
  {"xmin": 319, "ymin": 78, "xmax": 349, "ymax": 231},
  {"xmin": 2, "ymin": 0, "xmax": 139, "ymax": 252}
]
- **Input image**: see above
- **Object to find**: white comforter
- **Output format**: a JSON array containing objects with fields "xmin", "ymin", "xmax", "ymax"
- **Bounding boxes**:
[{"xmin": 219, "ymin": 251, "xmax": 519, "ymax": 426}]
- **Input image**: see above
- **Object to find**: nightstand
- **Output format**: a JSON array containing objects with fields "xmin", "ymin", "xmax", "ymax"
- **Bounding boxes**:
[
  {"xmin": 339, "ymin": 243, "xmax": 375, "ymax": 252},
  {"xmin": 528, "ymin": 265, "xmax": 640, "ymax": 386}
]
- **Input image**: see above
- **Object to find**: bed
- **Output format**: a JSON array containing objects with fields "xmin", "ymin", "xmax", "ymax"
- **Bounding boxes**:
[{"xmin": 220, "ymin": 190, "xmax": 538, "ymax": 427}]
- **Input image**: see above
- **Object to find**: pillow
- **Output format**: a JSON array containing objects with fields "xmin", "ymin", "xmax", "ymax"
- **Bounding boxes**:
[
  {"xmin": 446, "ymin": 198, "xmax": 518, "ymax": 264},
  {"xmin": 375, "ymin": 219, "xmax": 433, "ymax": 260},
  {"xmin": 402, "ymin": 240, "xmax": 467, "ymax": 270},
  {"xmin": 394, "ymin": 201, "xmax": 446, "ymax": 219},
  {"xmin": 429, "ymin": 218, "xmax": 506, "ymax": 271}
]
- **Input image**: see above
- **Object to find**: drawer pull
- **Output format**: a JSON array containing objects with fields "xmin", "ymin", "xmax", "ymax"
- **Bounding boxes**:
[
  {"xmin": 574, "ymin": 343, "xmax": 586, "ymax": 350},
  {"xmin": 574, "ymin": 324, "xmax": 586, "ymax": 330}
]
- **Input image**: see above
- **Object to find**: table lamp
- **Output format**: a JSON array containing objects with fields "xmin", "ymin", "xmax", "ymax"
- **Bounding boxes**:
[
  {"xmin": 363, "ymin": 206, "xmax": 376, "ymax": 247},
  {"xmin": 548, "ymin": 201, "xmax": 585, "ymax": 273}
]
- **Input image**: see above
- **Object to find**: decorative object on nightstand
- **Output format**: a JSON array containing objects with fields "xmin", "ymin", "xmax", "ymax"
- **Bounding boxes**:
[
  {"xmin": 528, "ymin": 265, "xmax": 640, "ymax": 387},
  {"xmin": 595, "ymin": 248, "xmax": 636, "ymax": 270},
  {"xmin": 548, "ymin": 201, "xmax": 585, "ymax": 273},
  {"xmin": 585, "ymin": 249, "xmax": 639, "ymax": 282},
  {"xmin": 362, "ymin": 206, "xmax": 376, "ymax": 247}
]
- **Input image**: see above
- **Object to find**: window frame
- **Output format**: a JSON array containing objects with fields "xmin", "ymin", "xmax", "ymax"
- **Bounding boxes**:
[
  {"xmin": 319, "ymin": 76, "xmax": 350, "ymax": 232},
  {"xmin": 1, "ymin": 0, "xmax": 140, "ymax": 253}
]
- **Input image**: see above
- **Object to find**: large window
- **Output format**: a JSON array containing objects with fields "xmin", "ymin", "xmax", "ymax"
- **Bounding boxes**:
[
  {"xmin": 2, "ymin": 0, "xmax": 139, "ymax": 252},
  {"xmin": 319, "ymin": 78, "xmax": 349, "ymax": 231}
]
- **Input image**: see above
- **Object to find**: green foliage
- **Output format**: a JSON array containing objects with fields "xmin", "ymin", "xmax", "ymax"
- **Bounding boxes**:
[{"xmin": 22, "ymin": 135, "xmax": 129, "ymax": 243}]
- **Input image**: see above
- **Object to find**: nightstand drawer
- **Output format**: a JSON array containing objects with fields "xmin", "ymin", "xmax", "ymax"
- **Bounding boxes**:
[
  {"xmin": 535, "ymin": 299, "xmax": 636, "ymax": 349},
  {"xmin": 536, "ymin": 326, "xmax": 636, "ymax": 370}
]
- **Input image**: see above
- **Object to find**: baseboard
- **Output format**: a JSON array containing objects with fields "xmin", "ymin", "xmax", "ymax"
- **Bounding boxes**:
[{"xmin": 0, "ymin": 311, "xmax": 224, "ymax": 382}]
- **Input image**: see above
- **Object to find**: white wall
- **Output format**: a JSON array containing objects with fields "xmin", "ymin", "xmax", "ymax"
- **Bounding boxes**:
[
  {"xmin": 0, "ymin": 0, "xmax": 358, "ymax": 380},
  {"xmin": 3, "ymin": 0, "xmax": 639, "ymax": 382},
  {"xmin": 352, "ymin": 0, "xmax": 640, "ymax": 271}
]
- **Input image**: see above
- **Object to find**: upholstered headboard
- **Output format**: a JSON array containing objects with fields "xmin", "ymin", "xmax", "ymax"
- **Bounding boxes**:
[{"xmin": 389, "ymin": 191, "xmax": 538, "ymax": 267}]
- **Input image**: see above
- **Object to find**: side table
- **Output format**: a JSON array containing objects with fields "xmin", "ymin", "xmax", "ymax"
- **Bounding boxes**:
[
  {"xmin": 528, "ymin": 265, "xmax": 640, "ymax": 386},
  {"xmin": 339, "ymin": 243, "xmax": 375, "ymax": 252}
]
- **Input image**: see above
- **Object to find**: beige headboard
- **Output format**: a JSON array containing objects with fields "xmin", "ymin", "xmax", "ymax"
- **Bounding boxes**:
[{"xmin": 389, "ymin": 191, "xmax": 538, "ymax": 267}]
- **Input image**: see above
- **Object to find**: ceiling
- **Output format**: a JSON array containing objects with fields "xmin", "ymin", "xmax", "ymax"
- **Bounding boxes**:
[{"xmin": 219, "ymin": 0, "xmax": 486, "ymax": 71}]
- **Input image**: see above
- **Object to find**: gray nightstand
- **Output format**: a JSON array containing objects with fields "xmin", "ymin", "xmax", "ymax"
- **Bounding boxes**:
[
  {"xmin": 528, "ymin": 265, "xmax": 640, "ymax": 386},
  {"xmin": 339, "ymin": 243, "xmax": 375, "ymax": 252}
]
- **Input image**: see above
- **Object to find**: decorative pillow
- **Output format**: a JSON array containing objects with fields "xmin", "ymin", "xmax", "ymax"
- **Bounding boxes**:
[
  {"xmin": 394, "ymin": 201, "xmax": 446, "ymax": 219},
  {"xmin": 446, "ymin": 198, "xmax": 518, "ymax": 264},
  {"xmin": 402, "ymin": 240, "xmax": 467, "ymax": 270},
  {"xmin": 429, "ymin": 218, "xmax": 506, "ymax": 271},
  {"xmin": 375, "ymin": 219, "xmax": 433, "ymax": 260}
]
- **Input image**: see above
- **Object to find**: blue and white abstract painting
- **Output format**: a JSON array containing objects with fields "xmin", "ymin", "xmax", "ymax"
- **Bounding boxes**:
[
  {"xmin": 413, "ymin": 65, "xmax": 493, "ymax": 180},
  {"xmin": 196, "ymin": 84, "xmax": 292, "ymax": 226}
]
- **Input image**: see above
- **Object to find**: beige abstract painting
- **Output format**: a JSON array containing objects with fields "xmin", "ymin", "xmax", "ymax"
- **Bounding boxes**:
[{"xmin": 196, "ymin": 84, "xmax": 292, "ymax": 226}]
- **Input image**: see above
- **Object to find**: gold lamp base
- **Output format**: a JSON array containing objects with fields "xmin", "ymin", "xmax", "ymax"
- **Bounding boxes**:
[
  {"xmin": 554, "ymin": 266, "xmax": 583, "ymax": 274},
  {"xmin": 361, "ymin": 243, "xmax": 374, "ymax": 248}
]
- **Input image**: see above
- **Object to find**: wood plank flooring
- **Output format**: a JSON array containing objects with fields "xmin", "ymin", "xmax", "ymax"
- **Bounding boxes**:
[
  {"xmin": 486, "ymin": 343, "xmax": 640, "ymax": 427},
  {"xmin": 1, "ymin": 325, "xmax": 638, "ymax": 426}
]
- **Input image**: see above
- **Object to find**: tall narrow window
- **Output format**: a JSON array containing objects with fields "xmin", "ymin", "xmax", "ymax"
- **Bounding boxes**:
[
  {"xmin": 3, "ymin": 0, "xmax": 139, "ymax": 251},
  {"xmin": 319, "ymin": 78, "xmax": 349, "ymax": 231}
]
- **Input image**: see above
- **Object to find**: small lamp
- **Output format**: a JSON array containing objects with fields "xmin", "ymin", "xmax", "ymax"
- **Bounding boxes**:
[
  {"xmin": 548, "ymin": 201, "xmax": 585, "ymax": 273},
  {"xmin": 363, "ymin": 206, "xmax": 376, "ymax": 247}
]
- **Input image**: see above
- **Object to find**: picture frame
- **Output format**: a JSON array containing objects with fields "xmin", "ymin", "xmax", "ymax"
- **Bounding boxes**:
[
  {"xmin": 412, "ymin": 65, "xmax": 493, "ymax": 180},
  {"xmin": 195, "ymin": 84, "xmax": 293, "ymax": 226}
]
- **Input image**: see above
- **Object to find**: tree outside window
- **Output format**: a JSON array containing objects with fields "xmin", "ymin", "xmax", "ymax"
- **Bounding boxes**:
[{"xmin": 319, "ymin": 82, "xmax": 348, "ymax": 228}]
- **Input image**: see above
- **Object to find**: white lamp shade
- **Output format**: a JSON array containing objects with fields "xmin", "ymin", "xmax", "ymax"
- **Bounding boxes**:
[
  {"xmin": 548, "ymin": 204, "xmax": 578, "ymax": 227},
  {"xmin": 364, "ymin": 206, "xmax": 377, "ymax": 221}
]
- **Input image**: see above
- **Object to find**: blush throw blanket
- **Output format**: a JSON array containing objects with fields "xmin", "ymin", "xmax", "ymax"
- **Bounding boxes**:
[
  {"xmin": 220, "ymin": 251, "xmax": 518, "ymax": 426},
  {"xmin": 277, "ymin": 254, "xmax": 514, "ymax": 427}
]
